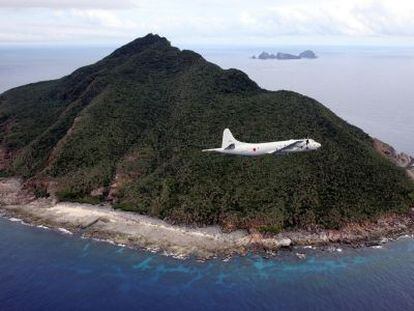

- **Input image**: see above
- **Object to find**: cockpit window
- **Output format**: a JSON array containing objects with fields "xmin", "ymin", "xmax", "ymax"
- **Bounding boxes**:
[{"xmin": 306, "ymin": 139, "xmax": 309, "ymax": 145}]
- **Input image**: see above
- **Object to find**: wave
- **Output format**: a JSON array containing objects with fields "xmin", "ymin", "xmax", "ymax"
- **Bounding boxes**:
[
  {"xmin": 57, "ymin": 228, "xmax": 73, "ymax": 235},
  {"xmin": 36, "ymin": 225, "xmax": 50, "ymax": 230},
  {"xmin": 371, "ymin": 245, "xmax": 383, "ymax": 249}
]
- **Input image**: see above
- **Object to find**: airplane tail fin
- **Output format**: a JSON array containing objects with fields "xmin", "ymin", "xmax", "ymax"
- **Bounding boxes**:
[{"xmin": 222, "ymin": 128, "xmax": 239, "ymax": 148}]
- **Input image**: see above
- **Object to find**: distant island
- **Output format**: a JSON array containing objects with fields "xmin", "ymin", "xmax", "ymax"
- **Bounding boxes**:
[
  {"xmin": 0, "ymin": 34, "xmax": 413, "ymax": 259},
  {"xmin": 252, "ymin": 50, "xmax": 317, "ymax": 60}
]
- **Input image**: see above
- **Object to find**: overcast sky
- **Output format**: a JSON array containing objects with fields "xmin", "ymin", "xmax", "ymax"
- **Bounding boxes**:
[{"xmin": 1, "ymin": 0, "xmax": 414, "ymax": 46}]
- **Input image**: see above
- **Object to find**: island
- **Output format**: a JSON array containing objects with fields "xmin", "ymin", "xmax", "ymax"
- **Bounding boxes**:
[
  {"xmin": 0, "ymin": 34, "xmax": 413, "ymax": 259},
  {"xmin": 252, "ymin": 49, "xmax": 317, "ymax": 60},
  {"xmin": 299, "ymin": 50, "xmax": 317, "ymax": 59}
]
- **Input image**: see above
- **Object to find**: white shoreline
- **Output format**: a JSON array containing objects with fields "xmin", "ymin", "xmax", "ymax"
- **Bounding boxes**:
[{"xmin": 1, "ymin": 177, "xmax": 414, "ymax": 259}]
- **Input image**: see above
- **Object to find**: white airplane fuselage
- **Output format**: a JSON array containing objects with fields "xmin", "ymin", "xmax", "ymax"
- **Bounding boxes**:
[{"xmin": 202, "ymin": 129, "xmax": 321, "ymax": 156}]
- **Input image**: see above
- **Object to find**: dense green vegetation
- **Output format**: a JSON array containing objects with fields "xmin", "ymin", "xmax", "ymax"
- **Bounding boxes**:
[{"xmin": 0, "ymin": 34, "xmax": 413, "ymax": 230}]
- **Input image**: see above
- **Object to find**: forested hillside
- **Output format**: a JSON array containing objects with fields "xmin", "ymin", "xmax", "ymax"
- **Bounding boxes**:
[{"xmin": 0, "ymin": 34, "xmax": 412, "ymax": 231}]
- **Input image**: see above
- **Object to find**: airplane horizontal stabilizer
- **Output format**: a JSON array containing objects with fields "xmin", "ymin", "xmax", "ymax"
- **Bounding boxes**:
[{"xmin": 202, "ymin": 148, "xmax": 221, "ymax": 152}]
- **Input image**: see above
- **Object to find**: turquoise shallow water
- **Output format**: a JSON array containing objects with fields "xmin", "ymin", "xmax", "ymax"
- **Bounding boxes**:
[{"xmin": 1, "ymin": 217, "xmax": 414, "ymax": 310}]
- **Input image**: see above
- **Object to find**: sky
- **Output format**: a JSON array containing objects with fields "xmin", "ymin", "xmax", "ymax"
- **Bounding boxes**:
[{"xmin": 1, "ymin": 0, "xmax": 414, "ymax": 47}]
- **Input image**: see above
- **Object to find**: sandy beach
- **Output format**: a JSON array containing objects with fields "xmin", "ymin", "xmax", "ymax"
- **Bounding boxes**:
[{"xmin": 1, "ymin": 177, "xmax": 413, "ymax": 259}]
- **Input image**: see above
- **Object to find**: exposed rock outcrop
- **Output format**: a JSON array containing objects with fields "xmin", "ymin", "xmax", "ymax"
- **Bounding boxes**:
[
  {"xmin": 0, "ymin": 147, "xmax": 12, "ymax": 171},
  {"xmin": 373, "ymin": 138, "xmax": 414, "ymax": 180}
]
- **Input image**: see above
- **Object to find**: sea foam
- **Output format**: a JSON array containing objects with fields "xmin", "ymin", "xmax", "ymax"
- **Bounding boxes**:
[{"xmin": 57, "ymin": 228, "xmax": 73, "ymax": 235}]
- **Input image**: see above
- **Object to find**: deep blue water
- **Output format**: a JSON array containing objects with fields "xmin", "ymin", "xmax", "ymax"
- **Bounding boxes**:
[{"xmin": 1, "ymin": 217, "xmax": 414, "ymax": 311}]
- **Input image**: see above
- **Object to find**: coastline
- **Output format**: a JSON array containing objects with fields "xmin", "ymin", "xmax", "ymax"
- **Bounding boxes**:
[{"xmin": 1, "ymin": 177, "xmax": 414, "ymax": 259}]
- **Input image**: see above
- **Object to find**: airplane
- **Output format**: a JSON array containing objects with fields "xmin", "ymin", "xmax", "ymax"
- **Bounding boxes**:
[{"xmin": 202, "ymin": 128, "xmax": 321, "ymax": 156}]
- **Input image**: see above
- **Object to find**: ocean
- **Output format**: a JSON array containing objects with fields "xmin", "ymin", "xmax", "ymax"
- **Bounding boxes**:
[
  {"xmin": 0, "ymin": 45, "xmax": 414, "ymax": 310},
  {"xmin": 1, "ymin": 217, "xmax": 414, "ymax": 311}
]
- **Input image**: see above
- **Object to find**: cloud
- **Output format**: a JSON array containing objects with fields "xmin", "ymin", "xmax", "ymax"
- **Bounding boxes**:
[
  {"xmin": 0, "ymin": 0, "xmax": 414, "ymax": 45},
  {"xmin": 0, "ymin": 0, "xmax": 136, "ymax": 9},
  {"xmin": 69, "ymin": 9, "xmax": 136, "ymax": 28},
  {"xmin": 235, "ymin": 0, "xmax": 414, "ymax": 37}
]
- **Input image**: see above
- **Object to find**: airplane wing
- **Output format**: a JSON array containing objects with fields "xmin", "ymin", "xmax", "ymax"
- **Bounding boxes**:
[{"xmin": 269, "ymin": 140, "xmax": 304, "ymax": 154}]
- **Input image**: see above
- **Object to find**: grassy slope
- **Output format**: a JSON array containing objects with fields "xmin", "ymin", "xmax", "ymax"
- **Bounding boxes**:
[{"xmin": 0, "ymin": 34, "xmax": 413, "ymax": 230}]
